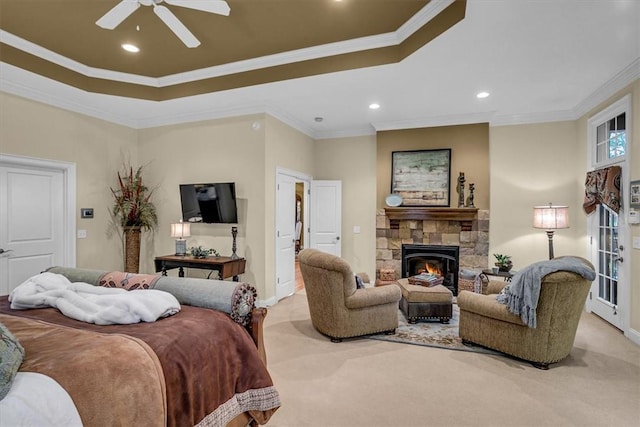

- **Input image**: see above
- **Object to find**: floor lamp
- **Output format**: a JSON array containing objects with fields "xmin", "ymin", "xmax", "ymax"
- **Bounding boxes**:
[{"xmin": 533, "ymin": 204, "xmax": 569, "ymax": 260}]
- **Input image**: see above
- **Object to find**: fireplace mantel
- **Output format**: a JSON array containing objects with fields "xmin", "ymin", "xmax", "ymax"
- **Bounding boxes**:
[{"xmin": 384, "ymin": 207, "xmax": 478, "ymax": 222}]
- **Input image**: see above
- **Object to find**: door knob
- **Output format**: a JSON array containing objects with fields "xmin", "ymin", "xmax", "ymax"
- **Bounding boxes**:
[
  {"xmin": 336, "ymin": 236, "xmax": 340, "ymax": 241},
  {"xmin": 615, "ymin": 257, "xmax": 623, "ymax": 263},
  {"xmin": 0, "ymin": 249, "xmax": 12, "ymax": 254}
]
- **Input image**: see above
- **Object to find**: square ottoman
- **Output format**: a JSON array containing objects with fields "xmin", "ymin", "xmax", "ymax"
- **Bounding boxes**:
[{"xmin": 397, "ymin": 278, "xmax": 453, "ymax": 324}]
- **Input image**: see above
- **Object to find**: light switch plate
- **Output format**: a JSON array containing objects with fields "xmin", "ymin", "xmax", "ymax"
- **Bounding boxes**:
[
  {"xmin": 77, "ymin": 229, "xmax": 87, "ymax": 239},
  {"xmin": 633, "ymin": 236, "xmax": 640, "ymax": 249}
]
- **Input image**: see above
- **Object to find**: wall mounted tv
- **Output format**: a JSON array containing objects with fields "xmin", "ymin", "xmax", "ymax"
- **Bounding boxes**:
[{"xmin": 179, "ymin": 183, "xmax": 238, "ymax": 224}]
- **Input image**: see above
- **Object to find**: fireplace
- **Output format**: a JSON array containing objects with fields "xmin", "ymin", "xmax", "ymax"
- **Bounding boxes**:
[{"xmin": 402, "ymin": 244, "xmax": 459, "ymax": 295}]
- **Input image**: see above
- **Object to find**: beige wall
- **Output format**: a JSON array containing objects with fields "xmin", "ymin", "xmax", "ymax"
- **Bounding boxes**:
[
  {"xmin": 489, "ymin": 121, "xmax": 583, "ymax": 266},
  {"xmin": 376, "ymin": 124, "xmax": 490, "ymax": 210},
  {"xmin": 137, "ymin": 114, "xmax": 269, "ymax": 296},
  {"xmin": 264, "ymin": 115, "xmax": 315, "ymax": 300},
  {"xmin": 315, "ymin": 135, "xmax": 377, "ymax": 277},
  {"xmin": 138, "ymin": 114, "xmax": 316, "ymax": 302},
  {"xmin": 0, "ymin": 92, "xmax": 137, "ymax": 271}
]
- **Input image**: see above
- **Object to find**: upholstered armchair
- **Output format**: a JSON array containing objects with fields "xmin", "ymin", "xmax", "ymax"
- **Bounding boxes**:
[
  {"xmin": 458, "ymin": 257, "xmax": 595, "ymax": 369},
  {"xmin": 298, "ymin": 248, "xmax": 401, "ymax": 342}
]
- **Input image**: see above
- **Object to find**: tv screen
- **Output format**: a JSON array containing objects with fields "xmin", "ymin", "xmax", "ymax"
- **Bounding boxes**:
[{"xmin": 179, "ymin": 183, "xmax": 238, "ymax": 224}]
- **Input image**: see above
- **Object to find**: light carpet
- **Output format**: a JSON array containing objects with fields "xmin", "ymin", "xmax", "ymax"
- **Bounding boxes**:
[{"xmin": 368, "ymin": 304, "xmax": 502, "ymax": 356}]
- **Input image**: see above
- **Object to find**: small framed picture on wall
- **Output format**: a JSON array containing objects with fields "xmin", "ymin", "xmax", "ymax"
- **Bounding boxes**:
[{"xmin": 631, "ymin": 180, "xmax": 640, "ymax": 208}]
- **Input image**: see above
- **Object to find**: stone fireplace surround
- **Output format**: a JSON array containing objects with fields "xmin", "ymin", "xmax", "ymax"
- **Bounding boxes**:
[{"xmin": 376, "ymin": 207, "xmax": 490, "ymax": 283}]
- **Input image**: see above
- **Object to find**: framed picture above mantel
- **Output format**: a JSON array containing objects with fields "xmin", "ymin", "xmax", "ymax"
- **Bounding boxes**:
[{"xmin": 391, "ymin": 149, "xmax": 451, "ymax": 207}]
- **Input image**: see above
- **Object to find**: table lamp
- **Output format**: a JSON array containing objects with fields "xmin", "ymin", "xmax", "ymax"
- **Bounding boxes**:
[
  {"xmin": 533, "ymin": 203, "xmax": 569, "ymax": 260},
  {"xmin": 170, "ymin": 221, "xmax": 191, "ymax": 256}
]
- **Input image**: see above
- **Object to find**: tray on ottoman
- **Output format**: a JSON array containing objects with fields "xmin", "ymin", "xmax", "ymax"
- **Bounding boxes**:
[{"xmin": 397, "ymin": 279, "xmax": 453, "ymax": 324}]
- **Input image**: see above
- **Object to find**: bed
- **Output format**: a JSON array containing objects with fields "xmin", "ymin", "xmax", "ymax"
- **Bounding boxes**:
[{"xmin": 0, "ymin": 267, "xmax": 280, "ymax": 427}]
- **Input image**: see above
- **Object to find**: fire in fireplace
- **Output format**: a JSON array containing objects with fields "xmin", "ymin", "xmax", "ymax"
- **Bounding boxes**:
[{"xmin": 402, "ymin": 244, "xmax": 460, "ymax": 295}]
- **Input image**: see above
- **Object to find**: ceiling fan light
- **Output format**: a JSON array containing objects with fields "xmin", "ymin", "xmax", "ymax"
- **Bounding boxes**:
[{"xmin": 122, "ymin": 43, "xmax": 140, "ymax": 53}]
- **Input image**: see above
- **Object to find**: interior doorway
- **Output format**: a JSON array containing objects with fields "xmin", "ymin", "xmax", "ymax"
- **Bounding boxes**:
[
  {"xmin": 0, "ymin": 154, "xmax": 76, "ymax": 295},
  {"xmin": 275, "ymin": 168, "xmax": 310, "ymax": 301},
  {"xmin": 295, "ymin": 182, "xmax": 304, "ymax": 255}
]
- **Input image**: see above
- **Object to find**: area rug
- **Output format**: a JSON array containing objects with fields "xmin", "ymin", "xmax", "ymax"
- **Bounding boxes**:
[{"xmin": 368, "ymin": 304, "xmax": 502, "ymax": 356}]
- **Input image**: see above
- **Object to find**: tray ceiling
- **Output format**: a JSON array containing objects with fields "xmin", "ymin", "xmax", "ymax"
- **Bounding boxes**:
[{"xmin": 0, "ymin": 0, "xmax": 464, "ymax": 100}]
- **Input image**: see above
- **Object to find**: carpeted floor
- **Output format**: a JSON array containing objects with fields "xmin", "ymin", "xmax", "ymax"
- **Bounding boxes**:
[
  {"xmin": 368, "ymin": 305, "xmax": 502, "ymax": 356},
  {"xmin": 263, "ymin": 290, "xmax": 640, "ymax": 427}
]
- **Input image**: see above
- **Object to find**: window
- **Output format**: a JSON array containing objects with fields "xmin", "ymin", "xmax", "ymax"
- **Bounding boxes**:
[
  {"xmin": 596, "ymin": 113, "xmax": 626, "ymax": 163},
  {"xmin": 589, "ymin": 95, "xmax": 630, "ymax": 168}
]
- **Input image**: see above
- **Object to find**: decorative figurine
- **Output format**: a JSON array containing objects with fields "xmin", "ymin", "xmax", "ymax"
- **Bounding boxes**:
[
  {"xmin": 466, "ymin": 183, "xmax": 475, "ymax": 208},
  {"xmin": 456, "ymin": 172, "xmax": 465, "ymax": 208},
  {"xmin": 231, "ymin": 226, "xmax": 239, "ymax": 259}
]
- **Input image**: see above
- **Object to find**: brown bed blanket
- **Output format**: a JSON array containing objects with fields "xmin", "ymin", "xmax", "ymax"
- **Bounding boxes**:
[
  {"xmin": 0, "ymin": 313, "xmax": 167, "ymax": 426},
  {"xmin": 0, "ymin": 296, "xmax": 280, "ymax": 427}
]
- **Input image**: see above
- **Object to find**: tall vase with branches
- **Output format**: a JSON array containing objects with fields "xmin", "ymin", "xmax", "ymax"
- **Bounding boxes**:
[{"xmin": 111, "ymin": 164, "xmax": 157, "ymax": 273}]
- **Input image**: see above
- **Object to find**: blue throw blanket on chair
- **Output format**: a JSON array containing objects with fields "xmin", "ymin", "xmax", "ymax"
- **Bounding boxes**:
[{"xmin": 496, "ymin": 257, "xmax": 596, "ymax": 328}]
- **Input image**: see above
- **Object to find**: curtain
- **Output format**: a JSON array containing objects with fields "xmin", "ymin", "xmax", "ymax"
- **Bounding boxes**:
[{"xmin": 583, "ymin": 166, "xmax": 621, "ymax": 214}]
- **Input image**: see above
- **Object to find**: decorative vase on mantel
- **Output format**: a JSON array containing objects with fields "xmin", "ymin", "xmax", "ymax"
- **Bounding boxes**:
[{"xmin": 124, "ymin": 226, "xmax": 142, "ymax": 273}]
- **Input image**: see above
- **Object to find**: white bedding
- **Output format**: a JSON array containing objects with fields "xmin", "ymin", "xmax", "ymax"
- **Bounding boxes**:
[
  {"xmin": 0, "ymin": 372, "xmax": 83, "ymax": 427},
  {"xmin": 9, "ymin": 272, "xmax": 180, "ymax": 325}
]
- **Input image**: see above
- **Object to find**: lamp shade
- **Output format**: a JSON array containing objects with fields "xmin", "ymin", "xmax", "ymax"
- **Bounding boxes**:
[
  {"xmin": 533, "ymin": 205, "xmax": 569, "ymax": 230},
  {"xmin": 170, "ymin": 222, "xmax": 191, "ymax": 238}
]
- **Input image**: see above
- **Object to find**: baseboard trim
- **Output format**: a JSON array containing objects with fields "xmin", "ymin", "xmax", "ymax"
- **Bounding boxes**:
[{"xmin": 627, "ymin": 327, "xmax": 640, "ymax": 346}]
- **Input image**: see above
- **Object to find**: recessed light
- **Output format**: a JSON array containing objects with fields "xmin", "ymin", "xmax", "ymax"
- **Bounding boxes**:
[
  {"xmin": 369, "ymin": 103, "xmax": 380, "ymax": 110},
  {"xmin": 476, "ymin": 91, "xmax": 490, "ymax": 99},
  {"xmin": 122, "ymin": 43, "xmax": 140, "ymax": 53},
  {"xmin": 314, "ymin": 117, "xmax": 324, "ymax": 122}
]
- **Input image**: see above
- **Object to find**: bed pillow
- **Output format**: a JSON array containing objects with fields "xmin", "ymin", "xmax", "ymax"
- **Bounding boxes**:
[
  {"xmin": 0, "ymin": 322, "xmax": 25, "ymax": 400},
  {"xmin": 99, "ymin": 271, "xmax": 161, "ymax": 290}
]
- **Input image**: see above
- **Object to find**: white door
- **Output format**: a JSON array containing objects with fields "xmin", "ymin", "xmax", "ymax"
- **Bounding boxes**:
[
  {"xmin": 588, "ymin": 204, "xmax": 626, "ymax": 329},
  {"xmin": 310, "ymin": 180, "xmax": 342, "ymax": 256},
  {"xmin": 585, "ymin": 96, "xmax": 630, "ymax": 332},
  {"xmin": 0, "ymin": 155, "xmax": 75, "ymax": 296},
  {"xmin": 275, "ymin": 173, "xmax": 296, "ymax": 300}
]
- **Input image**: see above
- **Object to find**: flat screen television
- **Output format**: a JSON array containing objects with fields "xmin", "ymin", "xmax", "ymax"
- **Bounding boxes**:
[{"xmin": 179, "ymin": 182, "xmax": 238, "ymax": 224}]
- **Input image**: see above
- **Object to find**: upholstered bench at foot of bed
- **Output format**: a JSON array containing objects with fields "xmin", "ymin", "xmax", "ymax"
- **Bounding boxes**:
[{"xmin": 397, "ymin": 279, "xmax": 453, "ymax": 324}]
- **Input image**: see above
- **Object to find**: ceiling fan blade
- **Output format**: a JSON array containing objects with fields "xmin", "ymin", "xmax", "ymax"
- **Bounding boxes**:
[
  {"xmin": 153, "ymin": 5, "xmax": 201, "ymax": 48},
  {"xmin": 96, "ymin": 0, "xmax": 140, "ymax": 29},
  {"xmin": 164, "ymin": 0, "xmax": 230, "ymax": 16}
]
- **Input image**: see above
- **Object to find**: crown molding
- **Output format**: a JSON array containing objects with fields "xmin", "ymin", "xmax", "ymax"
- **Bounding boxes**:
[
  {"xmin": 135, "ymin": 103, "xmax": 267, "ymax": 129},
  {"xmin": 397, "ymin": 0, "xmax": 456, "ymax": 40},
  {"xmin": 373, "ymin": 112, "xmax": 494, "ymax": 132},
  {"xmin": 0, "ymin": 31, "xmax": 158, "ymax": 87},
  {"xmin": 572, "ymin": 58, "xmax": 640, "ymax": 119},
  {"xmin": 2, "ymin": 55, "xmax": 638, "ymax": 137},
  {"xmin": 1, "ymin": 0, "xmax": 453, "ymax": 89},
  {"xmin": 489, "ymin": 109, "xmax": 577, "ymax": 127},
  {"xmin": 313, "ymin": 126, "xmax": 377, "ymax": 140},
  {"xmin": 0, "ymin": 64, "xmax": 139, "ymax": 128},
  {"xmin": 491, "ymin": 58, "xmax": 639, "ymax": 127},
  {"xmin": 263, "ymin": 105, "xmax": 316, "ymax": 138}
]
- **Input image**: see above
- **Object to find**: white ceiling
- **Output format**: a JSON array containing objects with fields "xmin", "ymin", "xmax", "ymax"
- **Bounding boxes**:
[{"xmin": 1, "ymin": 0, "xmax": 639, "ymax": 139}]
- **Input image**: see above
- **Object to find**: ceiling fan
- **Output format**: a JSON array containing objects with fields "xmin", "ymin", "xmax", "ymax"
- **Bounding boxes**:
[{"xmin": 96, "ymin": 0, "xmax": 230, "ymax": 48}]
